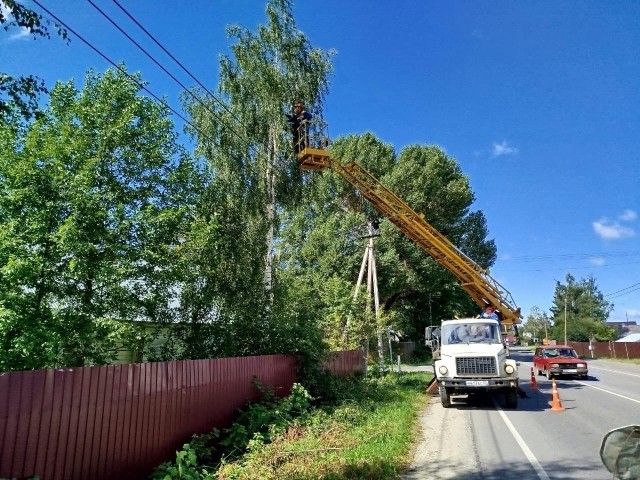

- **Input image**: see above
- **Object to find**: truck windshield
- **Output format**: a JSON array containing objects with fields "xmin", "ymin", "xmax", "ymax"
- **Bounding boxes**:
[{"xmin": 442, "ymin": 323, "xmax": 501, "ymax": 345}]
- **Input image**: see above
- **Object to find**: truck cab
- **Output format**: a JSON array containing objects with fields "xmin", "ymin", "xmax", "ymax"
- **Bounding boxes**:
[{"xmin": 434, "ymin": 318, "xmax": 519, "ymax": 408}]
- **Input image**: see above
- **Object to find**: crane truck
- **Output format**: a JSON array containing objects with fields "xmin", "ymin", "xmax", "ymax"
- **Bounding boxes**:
[{"xmin": 295, "ymin": 119, "xmax": 523, "ymax": 408}]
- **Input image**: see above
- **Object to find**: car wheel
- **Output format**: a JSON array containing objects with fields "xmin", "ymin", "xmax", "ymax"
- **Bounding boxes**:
[
  {"xmin": 580, "ymin": 374, "xmax": 588, "ymax": 380},
  {"xmin": 537, "ymin": 368, "xmax": 543, "ymax": 376},
  {"xmin": 439, "ymin": 385, "xmax": 452, "ymax": 408},
  {"xmin": 505, "ymin": 388, "xmax": 518, "ymax": 409}
]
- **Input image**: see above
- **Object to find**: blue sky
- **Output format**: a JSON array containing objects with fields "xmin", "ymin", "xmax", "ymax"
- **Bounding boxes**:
[{"xmin": 3, "ymin": 1, "xmax": 639, "ymax": 324}]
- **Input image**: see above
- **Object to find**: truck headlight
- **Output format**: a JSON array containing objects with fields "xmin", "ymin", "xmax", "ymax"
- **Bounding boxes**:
[
  {"xmin": 504, "ymin": 364, "xmax": 515, "ymax": 375},
  {"xmin": 438, "ymin": 365, "xmax": 448, "ymax": 376}
]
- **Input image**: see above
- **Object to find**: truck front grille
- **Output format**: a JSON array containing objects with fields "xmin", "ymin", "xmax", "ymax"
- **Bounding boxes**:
[{"xmin": 456, "ymin": 356, "xmax": 496, "ymax": 376}]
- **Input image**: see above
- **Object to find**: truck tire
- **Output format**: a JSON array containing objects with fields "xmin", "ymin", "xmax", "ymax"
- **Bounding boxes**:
[
  {"xmin": 504, "ymin": 388, "xmax": 518, "ymax": 409},
  {"xmin": 439, "ymin": 385, "xmax": 452, "ymax": 408}
]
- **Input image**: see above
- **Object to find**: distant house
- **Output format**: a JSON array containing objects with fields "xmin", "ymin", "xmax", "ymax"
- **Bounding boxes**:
[
  {"xmin": 114, "ymin": 321, "xmax": 173, "ymax": 364},
  {"xmin": 616, "ymin": 333, "xmax": 640, "ymax": 343},
  {"xmin": 607, "ymin": 321, "xmax": 640, "ymax": 339}
]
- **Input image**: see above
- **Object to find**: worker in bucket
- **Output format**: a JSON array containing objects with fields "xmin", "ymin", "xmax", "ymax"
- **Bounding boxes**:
[{"xmin": 286, "ymin": 100, "xmax": 312, "ymax": 153}]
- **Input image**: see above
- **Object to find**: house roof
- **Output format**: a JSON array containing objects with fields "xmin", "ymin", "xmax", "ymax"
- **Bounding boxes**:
[{"xmin": 616, "ymin": 333, "xmax": 640, "ymax": 342}]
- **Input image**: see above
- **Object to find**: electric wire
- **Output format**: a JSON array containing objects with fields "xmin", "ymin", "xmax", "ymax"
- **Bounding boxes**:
[
  {"xmin": 88, "ymin": 0, "xmax": 253, "ymax": 156},
  {"xmin": 87, "ymin": 0, "xmax": 210, "ymax": 117},
  {"xmin": 501, "ymin": 251, "xmax": 640, "ymax": 263},
  {"xmin": 605, "ymin": 283, "xmax": 640, "ymax": 299},
  {"xmin": 31, "ymin": 0, "xmax": 207, "ymax": 140},
  {"xmin": 110, "ymin": 0, "xmax": 238, "ymax": 123},
  {"xmin": 90, "ymin": 0, "xmax": 284, "ymax": 166}
]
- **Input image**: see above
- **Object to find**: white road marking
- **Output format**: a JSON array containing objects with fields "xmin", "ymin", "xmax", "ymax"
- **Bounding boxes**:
[
  {"xmin": 588, "ymin": 366, "xmax": 640, "ymax": 378},
  {"xmin": 495, "ymin": 404, "xmax": 551, "ymax": 480},
  {"xmin": 574, "ymin": 381, "xmax": 640, "ymax": 404}
]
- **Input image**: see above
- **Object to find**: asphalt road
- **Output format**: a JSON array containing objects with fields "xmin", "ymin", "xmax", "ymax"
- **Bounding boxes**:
[{"xmin": 403, "ymin": 349, "xmax": 640, "ymax": 480}]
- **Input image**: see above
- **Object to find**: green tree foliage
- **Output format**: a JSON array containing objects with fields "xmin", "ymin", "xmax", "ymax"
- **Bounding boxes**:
[
  {"xmin": 279, "ymin": 133, "xmax": 497, "ymax": 349},
  {"xmin": 176, "ymin": 0, "xmax": 334, "ymax": 359},
  {"xmin": 381, "ymin": 144, "xmax": 496, "ymax": 335},
  {"xmin": 549, "ymin": 274, "xmax": 616, "ymax": 342},
  {"xmin": 521, "ymin": 306, "xmax": 551, "ymax": 343},
  {"xmin": 1, "ymin": 0, "xmax": 68, "ymax": 120},
  {"xmin": 0, "ymin": 67, "xmax": 201, "ymax": 370}
]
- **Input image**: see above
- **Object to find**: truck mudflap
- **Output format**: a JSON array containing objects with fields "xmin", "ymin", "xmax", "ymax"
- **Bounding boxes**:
[{"xmin": 438, "ymin": 378, "xmax": 518, "ymax": 389}]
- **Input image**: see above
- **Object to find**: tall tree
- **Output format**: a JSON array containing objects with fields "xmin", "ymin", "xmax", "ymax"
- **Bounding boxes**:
[
  {"xmin": 182, "ymin": 0, "xmax": 333, "ymax": 353},
  {"xmin": 279, "ymin": 134, "xmax": 498, "ymax": 353},
  {"xmin": 379, "ymin": 143, "xmax": 497, "ymax": 336},
  {"xmin": 549, "ymin": 274, "xmax": 616, "ymax": 342},
  {"xmin": 0, "ymin": 66, "xmax": 200, "ymax": 370},
  {"xmin": 521, "ymin": 306, "xmax": 551, "ymax": 343}
]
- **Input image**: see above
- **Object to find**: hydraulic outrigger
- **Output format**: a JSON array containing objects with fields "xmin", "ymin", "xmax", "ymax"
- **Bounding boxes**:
[{"xmin": 294, "ymin": 119, "xmax": 522, "ymax": 327}]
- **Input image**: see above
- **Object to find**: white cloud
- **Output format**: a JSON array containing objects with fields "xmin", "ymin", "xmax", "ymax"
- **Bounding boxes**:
[
  {"xmin": 0, "ymin": 1, "xmax": 31, "ymax": 41},
  {"xmin": 9, "ymin": 27, "xmax": 30, "ymax": 41},
  {"xmin": 588, "ymin": 257, "xmax": 605, "ymax": 267},
  {"xmin": 619, "ymin": 209, "xmax": 638, "ymax": 222},
  {"xmin": 593, "ymin": 218, "xmax": 636, "ymax": 240},
  {"xmin": 593, "ymin": 209, "xmax": 637, "ymax": 240},
  {"xmin": 491, "ymin": 140, "xmax": 518, "ymax": 157}
]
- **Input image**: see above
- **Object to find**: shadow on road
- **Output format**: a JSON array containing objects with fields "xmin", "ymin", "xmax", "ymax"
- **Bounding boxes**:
[{"xmin": 402, "ymin": 457, "xmax": 604, "ymax": 480}]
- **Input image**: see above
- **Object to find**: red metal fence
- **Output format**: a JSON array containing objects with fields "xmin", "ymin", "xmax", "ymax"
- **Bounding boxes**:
[
  {"xmin": 322, "ymin": 349, "xmax": 366, "ymax": 377},
  {"xmin": 570, "ymin": 341, "xmax": 640, "ymax": 359},
  {"xmin": 0, "ymin": 351, "xmax": 364, "ymax": 480}
]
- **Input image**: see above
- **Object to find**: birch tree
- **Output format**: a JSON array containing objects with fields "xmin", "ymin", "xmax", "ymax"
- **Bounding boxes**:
[{"xmin": 183, "ymin": 0, "xmax": 333, "ymax": 346}]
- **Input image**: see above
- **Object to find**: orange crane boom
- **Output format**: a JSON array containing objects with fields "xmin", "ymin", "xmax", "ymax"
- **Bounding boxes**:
[{"xmin": 295, "ymin": 120, "xmax": 522, "ymax": 326}]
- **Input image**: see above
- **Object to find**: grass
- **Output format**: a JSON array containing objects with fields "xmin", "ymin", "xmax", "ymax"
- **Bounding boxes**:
[{"xmin": 215, "ymin": 372, "xmax": 431, "ymax": 479}]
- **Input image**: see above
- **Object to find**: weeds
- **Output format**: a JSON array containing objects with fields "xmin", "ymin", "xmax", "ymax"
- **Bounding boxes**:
[{"xmin": 151, "ymin": 372, "xmax": 431, "ymax": 479}]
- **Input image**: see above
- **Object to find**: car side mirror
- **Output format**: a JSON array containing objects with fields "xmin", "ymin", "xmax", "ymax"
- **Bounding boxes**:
[{"xmin": 600, "ymin": 425, "xmax": 640, "ymax": 479}]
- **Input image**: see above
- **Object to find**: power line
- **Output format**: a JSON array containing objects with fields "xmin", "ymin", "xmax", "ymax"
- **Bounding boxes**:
[
  {"xmin": 31, "ymin": 0, "xmax": 205, "ymax": 139},
  {"xmin": 88, "ymin": 0, "xmax": 207, "ymax": 116},
  {"xmin": 605, "ymin": 282, "xmax": 640, "ymax": 299},
  {"xmin": 110, "ymin": 0, "xmax": 237, "ymax": 122},
  {"xmin": 91, "ymin": 0, "xmax": 285, "ymax": 165},
  {"xmin": 500, "ymin": 251, "xmax": 640, "ymax": 263},
  {"xmin": 498, "ymin": 259, "xmax": 640, "ymax": 273},
  {"xmin": 87, "ymin": 0, "xmax": 254, "ymax": 156}
]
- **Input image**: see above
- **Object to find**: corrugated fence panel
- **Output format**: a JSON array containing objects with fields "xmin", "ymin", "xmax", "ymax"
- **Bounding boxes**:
[
  {"xmin": 0, "ymin": 352, "xmax": 360, "ymax": 480},
  {"xmin": 323, "ymin": 349, "xmax": 366, "ymax": 377},
  {"xmin": 570, "ymin": 341, "xmax": 640, "ymax": 360},
  {"xmin": 0, "ymin": 352, "xmax": 367, "ymax": 480}
]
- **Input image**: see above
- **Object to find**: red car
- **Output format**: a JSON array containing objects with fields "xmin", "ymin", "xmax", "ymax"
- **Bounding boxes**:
[{"xmin": 533, "ymin": 345, "xmax": 588, "ymax": 379}]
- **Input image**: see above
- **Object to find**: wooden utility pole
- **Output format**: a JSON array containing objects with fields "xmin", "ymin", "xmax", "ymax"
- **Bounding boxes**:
[{"xmin": 352, "ymin": 220, "xmax": 384, "ymax": 373}]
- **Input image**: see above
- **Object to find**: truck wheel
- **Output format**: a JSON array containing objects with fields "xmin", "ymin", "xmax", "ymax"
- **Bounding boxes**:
[
  {"xmin": 505, "ymin": 388, "xmax": 518, "ymax": 409},
  {"xmin": 439, "ymin": 385, "xmax": 452, "ymax": 408}
]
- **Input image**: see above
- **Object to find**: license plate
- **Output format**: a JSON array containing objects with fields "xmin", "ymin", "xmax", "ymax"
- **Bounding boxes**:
[
  {"xmin": 564, "ymin": 369, "xmax": 577, "ymax": 373},
  {"xmin": 466, "ymin": 380, "xmax": 489, "ymax": 386}
]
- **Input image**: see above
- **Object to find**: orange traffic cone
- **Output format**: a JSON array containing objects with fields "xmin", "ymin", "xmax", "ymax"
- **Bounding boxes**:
[
  {"xmin": 550, "ymin": 378, "xmax": 565, "ymax": 411},
  {"xmin": 530, "ymin": 367, "xmax": 538, "ymax": 390}
]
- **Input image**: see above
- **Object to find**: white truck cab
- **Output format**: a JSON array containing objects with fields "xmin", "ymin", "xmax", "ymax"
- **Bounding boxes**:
[{"xmin": 434, "ymin": 318, "xmax": 519, "ymax": 408}]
